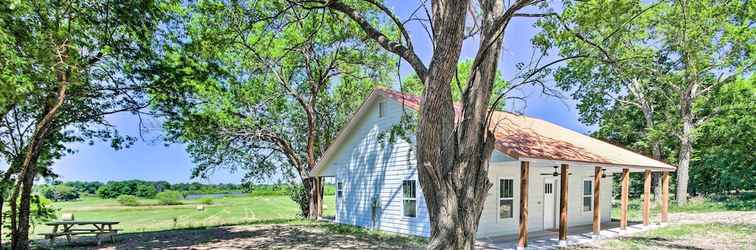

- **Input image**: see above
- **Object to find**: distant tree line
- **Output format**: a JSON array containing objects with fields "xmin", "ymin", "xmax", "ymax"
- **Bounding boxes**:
[
  {"xmin": 46, "ymin": 180, "xmax": 246, "ymax": 199},
  {"xmin": 40, "ymin": 181, "xmax": 336, "ymax": 200}
]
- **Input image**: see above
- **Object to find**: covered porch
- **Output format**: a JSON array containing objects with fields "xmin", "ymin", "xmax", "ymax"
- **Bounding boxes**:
[
  {"xmin": 511, "ymin": 158, "xmax": 674, "ymax": 249},
  {"xmin": 477, "ymin": 221, "xmax": 662, "ymax": 249}
]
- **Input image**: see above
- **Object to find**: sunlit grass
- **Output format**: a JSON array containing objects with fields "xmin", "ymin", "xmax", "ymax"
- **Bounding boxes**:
[{"xmin": 31, "ymin": 195, "xmax": 336, "ymax": 238}]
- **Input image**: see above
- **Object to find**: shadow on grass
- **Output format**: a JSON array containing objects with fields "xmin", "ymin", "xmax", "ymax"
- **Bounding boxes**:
[{"xmin": 32, "ymin": 219, "xmax": 425, "ymax": 249}]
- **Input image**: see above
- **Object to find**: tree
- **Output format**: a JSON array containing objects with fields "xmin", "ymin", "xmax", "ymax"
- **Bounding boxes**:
[
  {"xmin": 40, "ymin": 184, "xmax": 80, "ymax": 202},
  {"xmin": 535, "ymin": 0, "xmax": 670, "ymax": 200},
  {"xmin": 0, "ymin": 1, "xmax": 172, "ymax": 248},
  {"xmin": 655, "ymin": 0, "xmax": 754, "ymax": 204},
  {"xmin": 148, "ymin": 1, "xmax": 392, "ymax": 218},
  {"xmin": 540, "ymin": 0, "xmax": 755, "ymax": 204},
  {"xmin": 299, "ymin": 0, "xmax": 556, "ymax": 248},
  {"xmin": 691, "ymin": 76, "xmax": 755, "ymax": 194}
]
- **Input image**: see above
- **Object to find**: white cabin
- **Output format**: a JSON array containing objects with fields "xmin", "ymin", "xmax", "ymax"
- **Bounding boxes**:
[{"xmin": 311, "ymin": 88, "xmax": 675, "ymax": 240}]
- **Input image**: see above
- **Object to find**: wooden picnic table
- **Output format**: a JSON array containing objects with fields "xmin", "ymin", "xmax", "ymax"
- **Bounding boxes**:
[{"xmin": 42, "ymin": 221, "xmax": 120, "ymax": 246}]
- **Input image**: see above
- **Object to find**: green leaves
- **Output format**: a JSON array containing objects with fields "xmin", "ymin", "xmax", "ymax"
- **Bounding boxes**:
[
  {"xmin": 548, "ymin": 0, "xmax": 756, "ymax": 194},
  {"xmin": 148, "ymin": 0, "xmax": 394, "ymax": 183}
]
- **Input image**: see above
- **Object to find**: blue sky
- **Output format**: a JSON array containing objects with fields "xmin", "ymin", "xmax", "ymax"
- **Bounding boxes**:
[{"xmin": 51, "ymin": 1, "xmax": 593, "ymax": 184}]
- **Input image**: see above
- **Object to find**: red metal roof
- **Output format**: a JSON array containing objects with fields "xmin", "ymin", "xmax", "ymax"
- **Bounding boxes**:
[{"xmin": 375, "ymin": 88, "xmax": 675, "ymax": 170}]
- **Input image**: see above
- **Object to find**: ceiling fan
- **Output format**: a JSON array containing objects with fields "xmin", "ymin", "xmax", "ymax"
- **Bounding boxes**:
[{"xmin": 540, "ymin": 166, "xmax": 573, "ymax": 176}]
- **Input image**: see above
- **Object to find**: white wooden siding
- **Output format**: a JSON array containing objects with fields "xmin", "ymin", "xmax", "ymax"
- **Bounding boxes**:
[
  {"xmin": 321, "ymin": 96, "xmax": 614, "ymax": 238},
  {"xmin": 328, "ymin": 97, "xmax": 430, "ymax": 237}
]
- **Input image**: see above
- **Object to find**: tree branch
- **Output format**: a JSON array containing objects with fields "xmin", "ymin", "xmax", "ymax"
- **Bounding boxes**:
[{"xmin": 323, "ymin": 0, "xmax": 428, "ymax": 80}]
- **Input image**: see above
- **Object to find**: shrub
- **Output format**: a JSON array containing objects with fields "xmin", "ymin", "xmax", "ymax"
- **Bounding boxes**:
[
  {"xmin": 117, "ymin": 195, "xmax": 140, "ymax": 206},
  {"xmin": 41, "ymin": 185, "xmax": 80, "ymax": 202},
  {"xmin": 135, "ymin": 184, "xmax": 158, "ymax": 198},
  {"xmin": 287, "ymin": 184, "xmax": 309, "ymax": 217},
  {"xmin": 156, "ymin": 191, "xmax": 183, "ymax": 205},
  {"xmin": 96, "ymin": 180, "xmax": 162, "ymax": 199},
  {"xmin": 199, "ymin": 198, "xmax": 213, "ymax": 205}
]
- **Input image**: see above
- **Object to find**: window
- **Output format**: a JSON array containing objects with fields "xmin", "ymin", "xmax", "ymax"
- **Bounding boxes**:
[
  {"xmin": 402, "ymin": 180, "xmax": 416, "ymax": 217},
  {"xmin": 583, "ymin": 180, "xmax": 593, "ymax": 212},
  {"xmin": 378, "ymin": 102, "xmax": 385, "ymax": 118},
  {"xmin": 545, "ymin": 183, "xmax": 553, "ymax": 194},
  {"xmin": 337, "ymin": 182, "xmax": 344, "ymax": 199},
  {"xmin": 499, "ymin": 178, "xmax": 514, "ymax": 219}
]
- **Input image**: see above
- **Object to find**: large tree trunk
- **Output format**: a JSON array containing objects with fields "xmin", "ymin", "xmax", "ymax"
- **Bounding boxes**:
[
  {"xmin": 307, "ymin": 177, "xmax": 323, "ymax": 218},
  {"xmin": 11, "ymin": 156, "xmax": 39, "ymax": 250},
  {"xmin": 676, "ymin": 92, "xmax": 693, "ymax": 205},
  {"xmin": 416, "ymin": 1, "xmax": 472, "ymax": 249},
  {"xmin": 418, "ymin": 1, "xmax": 511, "ymax": 249},
  {"xmin": 677, "ymin": 120, "xmax": 692, "ymax": 205}
]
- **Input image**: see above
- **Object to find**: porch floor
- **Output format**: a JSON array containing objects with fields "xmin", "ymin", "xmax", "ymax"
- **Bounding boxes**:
[{"xmin": 475, "ymin": 221, "xmax": 663, "ymax": 249}]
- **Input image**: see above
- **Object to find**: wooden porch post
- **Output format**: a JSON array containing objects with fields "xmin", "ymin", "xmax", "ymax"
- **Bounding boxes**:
[
  {"xmin": 518, "ymin": 161, "xmax": 529, "ymax": 249},
  {"xmin": 620, "ymin": 168, "xmax": 630, "ymax": 230},
  {"xmin": 661, "ymin": 171, "xmax": 670, "ymax": 223},
  {"xmin": 559, "ymin": 164, "xmax": 569, "ymax": 243},
  {"xmin": 643, "ymin": 170, "xmax": 651, "ymax": 225},
  {"xmin": 592, "ymin": 167, "xmax": 602, "ymax": 236}
]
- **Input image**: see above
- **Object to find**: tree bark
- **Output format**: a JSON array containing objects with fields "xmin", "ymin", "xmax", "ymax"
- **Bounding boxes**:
[
  {"xmin": 307, "ymin": 177, "xmax": 323, "ymax": 218},
  {"xmin": 10, "ymin": 43, "xmax": 70, "ymax": 250},
  {"xmin": 677, "ymin": 119, "xmax": 692, "ymax": 205},
  {"xmin": 676, "ymin": 89, "xmax": 693, "ymax": 205},
  {"xmin": 630, "ymin": 78, "xmax": 662, "ymax": 202},
  {"xmin": 417, "ymin": 1, "xmax": 473, "ymax": 247}
]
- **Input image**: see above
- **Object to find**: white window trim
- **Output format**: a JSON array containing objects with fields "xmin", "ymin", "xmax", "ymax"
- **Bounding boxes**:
[
  {"xmin": 582, "ymin": 178, "xmax": 594, "ymax": 213},
  {"xmin": 378, "ymin": 101, "xmax": 385, "ymax": 118},
  {"xmin": 336, "ymin": 181, "xmax": 344, "ymax": 199},
  {"xmin": 402, "ymin": 180, "xmax": 417, "ymax": 218},
  {"xmin": 498, "ymin": 177, "xmax": 515, "ymax": 222}
]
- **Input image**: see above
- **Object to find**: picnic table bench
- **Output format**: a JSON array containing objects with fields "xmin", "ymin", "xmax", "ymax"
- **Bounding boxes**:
[{"xmin": 42, "ymin": 221, "xmax": 120, "ymax": 246}]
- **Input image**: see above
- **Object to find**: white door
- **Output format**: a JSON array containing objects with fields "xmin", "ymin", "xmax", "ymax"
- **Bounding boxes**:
[{"xmin": 543, "ymin": 178, "xmax": 556, "ymax": 229}]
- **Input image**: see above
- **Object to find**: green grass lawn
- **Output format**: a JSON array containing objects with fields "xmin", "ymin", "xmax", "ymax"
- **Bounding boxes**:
[
  {"xmin": 588, "ymin": 223, "xmax": 756, "ymax": 249},
  {"xmin": 610, "ymin": 192, "xmax": 756, "ymax": 223},
  {"xmin": 31, "ymin": 195, "xmax": 336, "ymax": 237}
]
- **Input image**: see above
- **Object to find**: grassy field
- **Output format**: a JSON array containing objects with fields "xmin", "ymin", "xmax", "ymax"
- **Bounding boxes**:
[
  {"xmin": 580, "ymin": 223, "xmax": 756, "ymax": 249},
  {"xmin": 31, "ymin": 195, "xmax": 336, "ymax": 237}
]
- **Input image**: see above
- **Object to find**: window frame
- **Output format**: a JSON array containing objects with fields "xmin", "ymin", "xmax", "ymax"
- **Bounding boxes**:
[
  {"xmin": 498, "ymin": 177, "xmax": 515, "ymax": 221},
  {"xmin": 336, "ymin": 181, "xmax": 344, "ymax": 199},
  {"xmin": 378, "ymin": 101, "xmax": 385, "ymax": 118},
  {"xmin": 402, "ymin": 180, "xmax": 417, "ymax": 218},
  {"xmin": 582, "ymin": 178, "xmax": 593, "ymax": 213}
]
